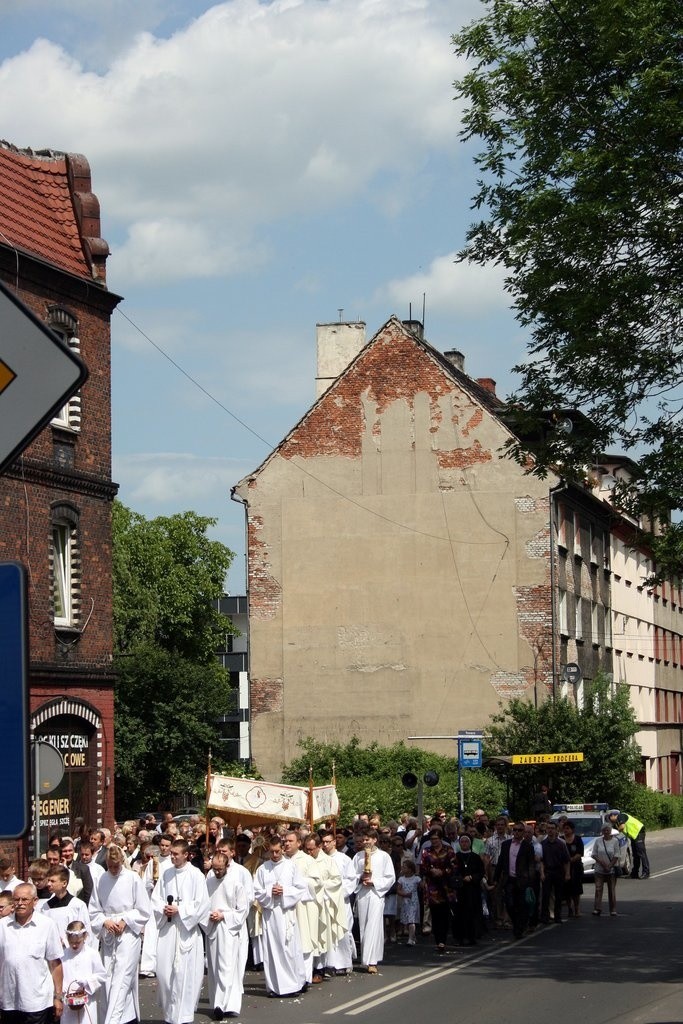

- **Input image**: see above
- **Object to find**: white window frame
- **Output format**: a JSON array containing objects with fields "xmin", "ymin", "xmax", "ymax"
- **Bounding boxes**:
[
  {"xmin": 52, "ymin": 522, "xmax": 73, "ymax": 626},
  {"xmin": 51, "ymin": 335, "xmax": 82, "ymax": 431}
]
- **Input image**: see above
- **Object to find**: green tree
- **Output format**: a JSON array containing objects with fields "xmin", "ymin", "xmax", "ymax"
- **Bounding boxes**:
[
  {"xmin": 453, "ymin": 0, "xmax": 683, "ymax": 578},
  {"xmin": 112, "ymin": 501, "xmax": 236, "ymax": 813},
  {"xmin": 485, "ymin": 673, "xmax": 642, "ymax": 810},
  {"xmin": 281, "ymin": 737, "xmax": 506, "ymax": 823}
]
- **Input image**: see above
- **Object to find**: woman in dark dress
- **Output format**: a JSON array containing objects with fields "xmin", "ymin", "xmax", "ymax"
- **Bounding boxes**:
[
  {"xmin": 420, "ymin": 829, "xmax": 458, "ymax": 952},
  {"xmin": 563, "ymin": 820, "xmax": 585, "ymax": 917},
  {"xmin": 453, "ymin": 834, "xmax": 485, "ymax": 945}
]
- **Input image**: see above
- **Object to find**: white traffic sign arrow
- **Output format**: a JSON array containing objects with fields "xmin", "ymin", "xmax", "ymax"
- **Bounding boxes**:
[{"xmin": 0, "ymin": 280, "xmax": 87, "ymax": 474}]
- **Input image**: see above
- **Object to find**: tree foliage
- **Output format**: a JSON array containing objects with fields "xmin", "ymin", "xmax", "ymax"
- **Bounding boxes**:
[
  {"xmin": 486, "ymin": 673, "xmax": 642, "ymax": 808},
  {"xmin": 453, "ymin": 0, "xmax": 683, "ymax": 578},
  {"xmin": 281, "ymin": 737, "xmax": 506, "ymax": 824},
  {"xmin": 112, "ymin": 501, "xmax": 236, "ymax": 813},
  {"xmin": 113, "ymin": 501, "xmax": 233, "ymax": 663}
]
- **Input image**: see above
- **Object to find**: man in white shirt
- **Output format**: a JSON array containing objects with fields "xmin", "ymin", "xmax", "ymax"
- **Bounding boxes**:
[
  {"xmin": 0, "ymin": 882, "xmax": 64, "ymax": 1024},
  {"xmin": 352, "ymin": 829, "xmax": 396, "ymax": 974}
]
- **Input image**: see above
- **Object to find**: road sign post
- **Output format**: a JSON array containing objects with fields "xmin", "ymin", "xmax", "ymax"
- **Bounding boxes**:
[{"xmin": 0, "ymin": 562, "xmax": 29, "ymax": 839}]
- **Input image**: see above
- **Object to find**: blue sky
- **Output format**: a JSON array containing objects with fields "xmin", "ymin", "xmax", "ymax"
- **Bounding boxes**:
[{"xmin": 0, "ymin": 0, "xmax": 528, "ymax": 592}]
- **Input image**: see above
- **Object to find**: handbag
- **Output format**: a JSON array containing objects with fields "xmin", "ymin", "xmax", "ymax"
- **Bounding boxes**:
[{"xmin": 524, "ymin": 886, "xmax": 536, "ymax": 909}]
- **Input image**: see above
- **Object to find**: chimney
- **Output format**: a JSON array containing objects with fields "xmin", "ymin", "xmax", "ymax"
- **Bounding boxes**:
[
  {"xmin": 402, "ymin": 319, "xmax": 424, "ymax": 340},
  {"xmin": 476, "ymin": 377, "xmax": 497, "ymax": 396},
  {"xmin": 315, "ymin": 321, "xmax": 366, "ymax": 398},
  {"xmin": 443, "ymin": 349, "xmax": 465, "ymax": 372}
]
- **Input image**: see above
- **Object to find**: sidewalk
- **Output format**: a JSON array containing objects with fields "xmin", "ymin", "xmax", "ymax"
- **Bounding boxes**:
[{"xmin": 646, "ymin": 825, "xmax": 683, "ymax": 845}]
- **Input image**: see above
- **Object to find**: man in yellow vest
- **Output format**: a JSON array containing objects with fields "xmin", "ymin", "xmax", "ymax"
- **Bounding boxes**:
[{"xmin": 610, "ymin": 811, "xmax": 650, "ymax": 879}]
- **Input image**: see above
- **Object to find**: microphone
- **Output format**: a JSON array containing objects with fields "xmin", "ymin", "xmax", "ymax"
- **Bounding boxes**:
[{"xmin": 167, "ymin": 895, "xmax": 174, "ymax": 905}]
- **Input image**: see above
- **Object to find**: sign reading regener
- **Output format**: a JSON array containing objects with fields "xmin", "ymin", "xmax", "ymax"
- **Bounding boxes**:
[{"xmin": 511, "ymin": 752, "xmax": 584, "ymax": 765}]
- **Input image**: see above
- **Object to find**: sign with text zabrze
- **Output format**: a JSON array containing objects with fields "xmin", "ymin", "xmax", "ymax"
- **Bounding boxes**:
[{"xmin": 511, "ymin": 752, "xmax": 584, "ymax": 765}]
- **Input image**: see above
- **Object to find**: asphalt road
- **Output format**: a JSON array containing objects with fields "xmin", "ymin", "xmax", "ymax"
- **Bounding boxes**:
[{"xmin": 138, "ymin": 828, "xmax": 683, "ymax": 1024}]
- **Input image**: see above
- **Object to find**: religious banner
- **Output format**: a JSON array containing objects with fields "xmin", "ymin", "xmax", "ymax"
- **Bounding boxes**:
[
  {"xmin": 207, "ymin": 773, "xmax": 338, "ymax": 826},
  {"xmin": 310, "ymin": 784, "xmax": 339, "ymax": 823}
]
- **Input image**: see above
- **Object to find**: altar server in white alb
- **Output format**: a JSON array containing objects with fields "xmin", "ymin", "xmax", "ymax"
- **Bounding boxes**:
[
  {"xmin": 152, "ymin": 839, "xmax": 210, "ymax": 1024},
  {"xmin": 89, "ymin": 846, "xmax": 151, "ymax": 1024},
  {"xmin": 253, "ymin": 836, "xmax": 310, "ymax": 998},
  {"xmin": 353, "ymin": 829, "xmax": 396, "ymax": 973},
  {"xmin": 205, "ymin": 848, "xmax": 250, "ymax": 1019}
]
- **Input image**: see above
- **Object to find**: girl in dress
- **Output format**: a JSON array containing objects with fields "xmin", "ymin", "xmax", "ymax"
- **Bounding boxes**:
[{"xmin": 397, "ymin": 860, "xmax": 421, "ymax": 945}]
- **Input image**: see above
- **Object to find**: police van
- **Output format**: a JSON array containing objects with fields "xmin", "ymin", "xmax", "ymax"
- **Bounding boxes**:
[{"xmin": 550, "ymin": 803, "xmax": 632, "ymax": 877}]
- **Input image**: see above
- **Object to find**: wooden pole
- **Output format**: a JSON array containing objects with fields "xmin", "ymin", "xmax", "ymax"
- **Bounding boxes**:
[{"xmin": 205, "ymin": 748, "xmax": 213, "ymax": 848}]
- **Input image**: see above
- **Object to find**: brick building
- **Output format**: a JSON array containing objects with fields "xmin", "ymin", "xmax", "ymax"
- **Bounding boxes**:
[
  {"xmin": 0, "ymin": 141, "xmax": 120, "ymax": 848},
  {"xmin": 232, "ymin": 316, "xmax": 613, "ymax": 780}
]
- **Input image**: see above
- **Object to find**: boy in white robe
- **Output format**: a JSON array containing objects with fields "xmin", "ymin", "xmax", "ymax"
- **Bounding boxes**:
[
  {"xmin": 151, "ymin": 839, "xmax": 210, "ymax": 1024},
  {"xmin": 352, "ymin": 829, "xmax": 396, "ymax": 973},
  {"xmin": 61, "ymin": 922, "xmax": 107, "ymax": 1024},
  {"xmin": 254, "ymin": 837, "xmax": 309, "ymax": 997},
  {"xmin": 42, "ymin": 867, "xmax": 92, "ymax": 947},
  {"xmin": 205, "ymin": 848, "xmax": 249, "ymax": 1019},
  {"xmin": 89, "ymin": 846, "xmax": 151, "ymax": 1024}
]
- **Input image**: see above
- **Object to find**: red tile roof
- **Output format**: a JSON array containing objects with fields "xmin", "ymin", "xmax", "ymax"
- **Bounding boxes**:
[{"xmin": 0, "ymin": 141, "xmax": 107, "ymax": 281}]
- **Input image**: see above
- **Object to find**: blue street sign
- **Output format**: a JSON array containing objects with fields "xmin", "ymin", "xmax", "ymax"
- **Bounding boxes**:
[
  {"xmin": 0, "ymin": 562, "xmax": 29, "ymax": 838},
  {"xmin": 459, "ymin": 737, "xmax": 483, "ymax": 768}
]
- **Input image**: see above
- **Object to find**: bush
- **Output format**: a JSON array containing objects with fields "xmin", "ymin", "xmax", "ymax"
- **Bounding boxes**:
[
  {"xmin": 280, "ymin": 737, "xmax": 506, "ymax": 824},
  {"xmin": 620, "ymin": 783, "xmax": 683, "ymax": 830}
]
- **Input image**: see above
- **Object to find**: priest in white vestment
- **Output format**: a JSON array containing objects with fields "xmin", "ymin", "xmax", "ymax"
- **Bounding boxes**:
[
  {"xmin": 151, "ymin": 840, "xmax": 210, "ymax": 1024},
  {"xmin": 205, "ymin": 849, "xmax": 249, "ymax": 1018},
  {"xmin": 282, "ymin": 831, "xmax": 317, "ymax": 983},
  {"xmin": 302, "ymin": 834, "xmax": 348, "ymax": 976},
  {"xmin": 352, "ymin": 829, "xmax": 396, "ymax": 973},
  {"xmin": 254, "ymin": 837, "xmax": 309, "ymax": 997},
  {"xmin": 89, "ymin": 846, "xmax": 151, "ymax": 1024},
  {"xmin": 214, "ymin": 838, "xmax": 254, "ymax": 984},
  {"xmin": 321, "ymin": 831, "xmax": 357, "ymax": 973}
]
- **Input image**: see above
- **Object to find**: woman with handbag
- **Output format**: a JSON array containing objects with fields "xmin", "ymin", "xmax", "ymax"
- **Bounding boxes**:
[
  {"xmin": 592, "ymin": 823, "xmax": 620, "ymax": 916},
  {"xmin": 419, "ymin": 829, "xmax": 458, "ymax": 952}
]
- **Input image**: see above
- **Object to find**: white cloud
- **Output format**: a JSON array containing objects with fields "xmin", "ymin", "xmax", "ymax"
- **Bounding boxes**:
[
  {"xmin": 113, "ymin": 451, "xmax": 252, "ymax": 506},
  {"xmin": 0, "ymin": 0, "xmax": 465, "ymax": 286},
  {"xmin": 379, "ymin": 252, "xmax": 512, "ymax": 317}
]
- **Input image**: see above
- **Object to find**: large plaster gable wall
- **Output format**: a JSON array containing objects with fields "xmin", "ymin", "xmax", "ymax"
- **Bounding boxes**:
[{"xmin": 236, "ymin": 320, "xmax": 556, "ymax": 779}]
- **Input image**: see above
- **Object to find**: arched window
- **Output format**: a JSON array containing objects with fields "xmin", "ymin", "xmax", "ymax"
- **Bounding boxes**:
[
  {"xmin": 50, "ymin": 503, "xmax": 81, "ymax": 628},
  {"xmin": 48, "ymin": 305, "xmax": 81, "ymax": 432}
]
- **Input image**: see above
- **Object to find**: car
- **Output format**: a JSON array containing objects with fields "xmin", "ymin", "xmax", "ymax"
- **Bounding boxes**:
[{"xmin": 550, "ymin": 803, "xmax": 632, "ymax": 878}]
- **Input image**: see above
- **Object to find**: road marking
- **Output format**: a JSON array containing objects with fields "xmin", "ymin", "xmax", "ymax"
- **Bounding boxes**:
[
  {"xmin": 324, "ymin": 936, "xmax": 536, "ymax": 1015},
  {"xmin": 323, "ymin": 966, "xmax": 445, "ymax": 1014},
  {"xmin": 649, "ymin": 864, "xmax": 683, "ymax": 879}
]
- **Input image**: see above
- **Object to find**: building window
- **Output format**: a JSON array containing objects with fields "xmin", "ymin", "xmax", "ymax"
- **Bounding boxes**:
[
  {"xmin": 50, "ymin": 504, "xmax": 81, "ymax": 629},
  {"xmin": 48, "ymin": 306, "xmax": 81, "ymax": 432},
  {"xmin": 591, "ymin": 601, "xmax": 600, "ymax": 645},
  {"xmin": 575, "ymin": 594, "xmax": 583, "ymax": 641},
  {"xmin": 573, "ymin": 513, "xmax": 582, "ymax": 559},
  {"xmin": 559, "ymin": 589, "xmax": 568, "ymax": 636}
]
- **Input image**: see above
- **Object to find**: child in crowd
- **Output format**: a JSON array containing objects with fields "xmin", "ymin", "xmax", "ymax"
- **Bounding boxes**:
[
  {"xmin": 397, "ymin": 860, "xmax": 421, "ymax": 945},
  {"xmin": 61, "ymin": 922, "xmax": 107, "ymax": 1024},
  {"xmin": 0, "ymin": 891, "xmax": 14, "ymax": 917}
]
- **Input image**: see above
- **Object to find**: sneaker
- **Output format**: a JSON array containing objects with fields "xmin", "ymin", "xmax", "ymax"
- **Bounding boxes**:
[
  {"xmin": 407, "ymin": 939, "xmax": 416, "ymax": 946},
  {"xmin": 367, "ymin": 966, "xmax": 379, "ymax": 974},
  {"xmin": 592, "ymin": 910, "xmax": 601, "ymax": 916}
]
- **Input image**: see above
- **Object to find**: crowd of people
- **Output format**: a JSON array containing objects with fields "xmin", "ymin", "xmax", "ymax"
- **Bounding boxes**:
[{"xmin": 0, "ymin": 802, "xmax": 649, "ymax": 1024}]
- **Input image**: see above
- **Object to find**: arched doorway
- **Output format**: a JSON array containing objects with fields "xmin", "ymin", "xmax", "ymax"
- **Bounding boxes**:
[{"xmin": 32, "ymin": 698, "xmax": 102, "ymax": 839}]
